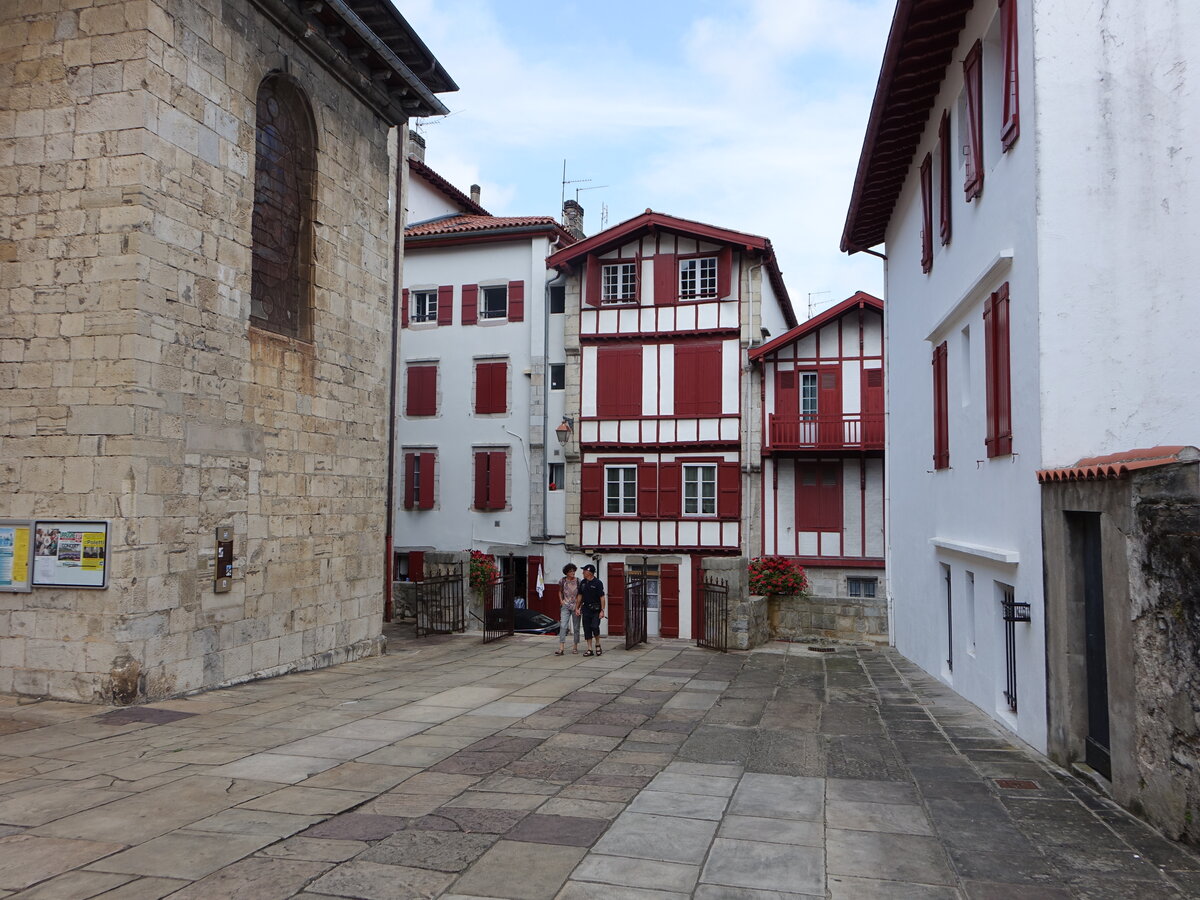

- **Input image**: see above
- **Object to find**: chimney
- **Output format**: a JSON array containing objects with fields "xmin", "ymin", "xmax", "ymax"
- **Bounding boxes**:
[
  {"xmin": 407, "ymin": 130, "xmax": 426, "ymax": 164},
  {"xmin": 470, "ymin": 184, "xmax": 481, "ymax": 206},
  {"xmin": 562, "ymin": 200, "xmax": 585, "ymax": 239}
]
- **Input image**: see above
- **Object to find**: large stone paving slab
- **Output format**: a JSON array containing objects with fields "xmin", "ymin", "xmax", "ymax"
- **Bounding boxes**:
[
  {"xmin": 700, "ymin": 836, "xmax": 824, "ymax": 896},
  {"xmin": 449, "ymin": 840, "xmax": 587, "ymax": 899},
  {"xmin": 0, "ymin": 834, "xmax": 127, "ymax": 891},
  {"xmin": 308, "ymin": 859, "xmax": 455, "ymax": 899},
  {"xmin": 593, "ymin": 811, "xmax": 718, "ymax": 864}
]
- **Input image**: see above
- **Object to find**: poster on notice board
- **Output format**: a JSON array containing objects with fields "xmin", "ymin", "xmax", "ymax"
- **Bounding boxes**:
[
  {"xmin": 0, "ymin": 521, "xmax": 35, "ymax": 593},
  {"xmin": 32, "ymin": 520, "xmax": 109, "ymax": 589}
]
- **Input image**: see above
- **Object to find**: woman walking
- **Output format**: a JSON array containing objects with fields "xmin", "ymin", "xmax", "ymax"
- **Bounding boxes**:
[{"xmin": 555, "ymin": 563, "xmax": 581, "ymax": 656}]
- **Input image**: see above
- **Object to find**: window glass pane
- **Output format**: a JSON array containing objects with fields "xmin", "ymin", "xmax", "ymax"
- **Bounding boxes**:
[
  {"xmin": 548, "ymin": 462, "xmax": 564, "ymax": 491},
  {"xmin": 682, "ymin": 464, "xmax": 716, "ymax": 515},
  {"xmin": 605, "ymin": 465, "xmax": 636, "ymax": 514},
  {"xmin": 550, "ymin": 363, "xmax": 565, "ymax": 390},
  {"xmin": 481, "ymin": 286, "xmax": 507, "ymax": 319},
  {"xmin": 801, "ymin": 373, "xmax": 818, "ymax": 417},
  {"xmin": 413, "ymin": 290, "xmax": 436, "ymax": 322},
  {"xmin": 549, "ymin": 285, "xmax": 565, "ymax": 314}
]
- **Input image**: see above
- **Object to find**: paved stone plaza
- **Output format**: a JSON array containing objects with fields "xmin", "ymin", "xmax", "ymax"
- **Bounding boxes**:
[{"xmin": 0, "ymin": 632, "xmax": 1196, "ymax": 899}]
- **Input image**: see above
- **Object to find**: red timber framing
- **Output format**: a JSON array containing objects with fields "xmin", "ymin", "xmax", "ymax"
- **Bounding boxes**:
[
  {"xmin": 579, "ymin": 456, "xmax": 740, "ymax": 523},
  {"xmin": 999, "ymin": 0, "xmax": 1020, "ymax": 152},
  {"xmin": 751, "ymin": 293, "xmax": 884, "ymax": 454},
  {"xmin": 983, "ymin": 283, "xmax": 1012, "ymax": 457},
  {"xmin": 932, "ymin": 341, "xmax": 950, "ymax": 469}
]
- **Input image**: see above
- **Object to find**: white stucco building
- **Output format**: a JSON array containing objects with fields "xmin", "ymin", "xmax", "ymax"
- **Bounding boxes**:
[
  {"xmin": 842, "ymin": 0, "xmax": 1200, "ymax": 753},
  {"xmin": 394, "ymin": 142, "xmax": 577, "ymax": 609}
]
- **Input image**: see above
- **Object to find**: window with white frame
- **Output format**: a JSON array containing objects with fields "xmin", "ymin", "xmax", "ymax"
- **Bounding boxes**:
[
  {"xmin": 801, "ymin": 372, "xmax": 818, "ymax": 417},
  {"xmin": 602, "ymin": 262, "xmax": 638, "ymax": 303},
  {"xmin": 847, "ymin": 577, "xmax": 877, "ymax": 599},
  {"xmin": 480, "ymin": 285, "xmax": 507, "ymax": 319},
  {"xmin": 678, "ymin": 256, "xmax": 717, "ymax": 300},
  {"xmin": 682, "ymin": 464, "xmax": 717, "ymax": 516},
  {"xmin": 605, "ymin": 465, "xmax": 636, "ymax": 515},
  {"xmin": 411, "ymin": 289, "xmax": 437, "ymax": 323}
]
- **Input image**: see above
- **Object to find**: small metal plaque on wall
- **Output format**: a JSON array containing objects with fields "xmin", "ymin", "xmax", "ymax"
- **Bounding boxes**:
[{"xmin": 214, "ymin": 526, "xmax": 233, "ymax": 593}]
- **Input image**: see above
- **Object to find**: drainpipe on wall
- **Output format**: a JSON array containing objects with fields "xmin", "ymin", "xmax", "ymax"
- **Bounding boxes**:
[
  {"xmin": 542, "ymin": 265, "xmax": 568, "ymax": 545},
  {"xmin": 383, "ymin": 128, "xmax": 407, "ymax": 621}
]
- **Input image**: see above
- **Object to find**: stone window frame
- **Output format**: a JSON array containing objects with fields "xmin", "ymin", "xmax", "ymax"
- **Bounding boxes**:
[{"xmin": 250, "ymin": 72, "xmax": 318, "ymax": 342}]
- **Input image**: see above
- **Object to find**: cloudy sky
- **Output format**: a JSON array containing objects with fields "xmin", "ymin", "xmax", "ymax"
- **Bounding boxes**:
[{"xmin": 401, "ymin": 0, "xmax": 895, "ymax": 320}]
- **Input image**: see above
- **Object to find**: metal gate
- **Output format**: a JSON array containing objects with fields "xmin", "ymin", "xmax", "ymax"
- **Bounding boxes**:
[
  {"xmin": 696, "ymin": 576, "xmax": 729, "ymax": 652},
  {"xmin": 624, "ymin": 566, "xmax": 648, "ymax": 650},
  {"xmin": 414, "ymin": 562, "xmax": 465, "ymax": 637},
  {"xmin": 482, "ymin": 574, "xmax": 515, "ymax": 644},
  {"xmin": 1001, "ymin": 584, "xmax": 1030, "ymax": 712}
]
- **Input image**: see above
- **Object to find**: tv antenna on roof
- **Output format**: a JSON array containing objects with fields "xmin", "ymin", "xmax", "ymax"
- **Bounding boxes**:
[
  {"xmin": 575, "ymin": 184, "xmax": 608, "ymax": 203},
  {"xmin": 807, "ymin": 291, "xmax": 833, "ymax": 319},
  {"xmin": 561, "ymin": 160, "xmax": 593, "ymax": 209}
]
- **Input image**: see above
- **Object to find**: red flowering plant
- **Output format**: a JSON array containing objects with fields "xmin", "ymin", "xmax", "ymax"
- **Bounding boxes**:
[
  {"xmin": 748, "ymin": 556, "xmax": 809, "ymax": 597},
  {"xmin": 468, "ymin": 550, "xmax": 500, "ymax": 594}
]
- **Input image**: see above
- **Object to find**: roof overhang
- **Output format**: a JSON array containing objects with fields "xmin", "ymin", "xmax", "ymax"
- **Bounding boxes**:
[
  {"xmin": 749, "ymin": 292, "xmax": 883, "ymax": 361},
  {"xmin": 408, "ymin": 158, "xmax": 490, "ymax": 215},
  {"xmin": 841, "ymin": 0, "xmax": 972, "ymax": 254},
  {"xmin": 249, "ymin": 0, "xmax": 456, "ymax": 123},
  {"xmin": 406, "ymin": 221, "xmax": 576, "ymax": 249}
]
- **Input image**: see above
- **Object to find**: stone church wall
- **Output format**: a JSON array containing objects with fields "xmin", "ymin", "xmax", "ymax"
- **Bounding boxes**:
[{"xmin": 0, "ymin": 0, "xmax": 399, "ymax": 701}]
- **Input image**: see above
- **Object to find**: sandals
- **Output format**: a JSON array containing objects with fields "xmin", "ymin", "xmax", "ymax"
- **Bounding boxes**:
[
  {"xmin": 572, "ymin": 647, "xmax": 579, "ymax": 654},
  {"xmin": 583, "ymin": 650, "xmax": 594, "ymax": 657},
  {"xmin": 554, "ymin": 649, "xmax": 564, "ymax": 656},
  {"xmin": 595, "ymin": 645, "xmax": 603, "ymax": 656}
]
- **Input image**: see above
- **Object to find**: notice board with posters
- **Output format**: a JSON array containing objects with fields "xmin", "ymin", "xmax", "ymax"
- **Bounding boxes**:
[
  {"xmin": 32, "ymin": 520, "xmax": 109, "ymax": 589},
  {"xmin": 0, "ymin": 521, "xmax": 35, "ymax": 593}
]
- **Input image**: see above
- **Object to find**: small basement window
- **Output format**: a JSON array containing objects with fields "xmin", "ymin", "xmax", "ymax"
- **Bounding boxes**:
[{"xmin": 847, "ymin": 577, "xmax": 877, "ymax": 599}]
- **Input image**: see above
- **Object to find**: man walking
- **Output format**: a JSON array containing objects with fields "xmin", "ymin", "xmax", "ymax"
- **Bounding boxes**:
[{"xmin": 578, "ymin": 564, "xmax": 606, "ymax": 656}]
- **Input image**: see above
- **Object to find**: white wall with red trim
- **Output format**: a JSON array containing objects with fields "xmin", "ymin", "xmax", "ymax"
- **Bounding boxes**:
[{"xmin": 878, "ymin": 0, "xmax": 1046, "ymax": 750}]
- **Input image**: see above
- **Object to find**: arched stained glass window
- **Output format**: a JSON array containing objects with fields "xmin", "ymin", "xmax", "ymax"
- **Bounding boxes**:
[{"xmin": 250, "ymin": 74, "xmax": 316, "ymax": 338}]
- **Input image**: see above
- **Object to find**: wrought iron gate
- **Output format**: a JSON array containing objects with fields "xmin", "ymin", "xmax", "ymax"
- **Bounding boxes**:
[
  {"xmin": 1001, "ymin": 584, "xmax": 1029, "ymax": 711},
  {"xmin": 696, "ymin": 576, "xmax": 728, "ymax": 652},
  {"xmin": 414, "ymin": 562, "xmax": 465, "ymax": 637},
  {"xmin": 624, "ymin": 565, "xmax": 648, "ymax": 650},
  {"xmin": 482, "ymin": 574, "xmax": 515, "ymax": 644}
]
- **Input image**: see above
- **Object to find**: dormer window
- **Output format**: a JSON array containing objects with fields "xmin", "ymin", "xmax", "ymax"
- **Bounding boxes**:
[
  {"xmin": 601, "ymin": 262, "xmax": 638, "ymax": 303},
  {"xmin": 679, "ymin": 256, "xmax": 718, "ymax": 300}
]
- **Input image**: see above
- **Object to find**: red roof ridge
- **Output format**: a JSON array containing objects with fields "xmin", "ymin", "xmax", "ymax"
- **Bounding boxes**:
[
  {"xmin": 1036, "ymin": 446, "xmax": 1198, "ymax": 483},
  {"xmin": 408, "ymin": 157, "xmax": 490, "ymax": 216},
  {"xmin": 750, "ymin": 291, "xmax": 883, "ymax": 361}
]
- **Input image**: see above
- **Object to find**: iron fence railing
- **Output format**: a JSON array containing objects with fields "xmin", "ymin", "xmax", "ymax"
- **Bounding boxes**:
[{"xmin": 414, "ymin": 562, "xmax": 465, "ymax": 637}]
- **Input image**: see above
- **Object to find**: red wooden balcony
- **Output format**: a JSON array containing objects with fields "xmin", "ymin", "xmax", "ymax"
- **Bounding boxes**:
[{"xmin": 767, "ymin": 413, "xmax": 884, "ymax": 451}]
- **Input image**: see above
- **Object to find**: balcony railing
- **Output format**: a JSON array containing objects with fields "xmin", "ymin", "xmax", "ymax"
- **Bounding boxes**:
[{"xmin": 767, "ymin": 413, "xmax": 884, "ymax": 451}]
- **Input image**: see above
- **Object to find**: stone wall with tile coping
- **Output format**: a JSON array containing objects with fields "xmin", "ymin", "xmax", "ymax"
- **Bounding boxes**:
[{"xmin": 0, "ymin": 0, "xmax": 401, "ymax": 701}]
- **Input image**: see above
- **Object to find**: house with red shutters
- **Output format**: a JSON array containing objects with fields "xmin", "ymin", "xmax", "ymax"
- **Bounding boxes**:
[
  {"xmin": 393, "ymin": 139, "xmax": 578, "ymax": 603},
  {"xmin": 546, "ymin": 211, "xmax": 796, "ymax": 640},
  {"xmin": 749, "ymin": 291, "xmax": 886, "ymax": 611}
]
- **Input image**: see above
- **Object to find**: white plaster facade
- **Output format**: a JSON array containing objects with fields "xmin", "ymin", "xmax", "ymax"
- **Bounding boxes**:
[
  {"xmin": 393, "ymin": 156, "xmax": 576, "ymax": 608},
  {"xmin": 843, "ymin": 0, "xmax": 1200, "ymax": 752}
]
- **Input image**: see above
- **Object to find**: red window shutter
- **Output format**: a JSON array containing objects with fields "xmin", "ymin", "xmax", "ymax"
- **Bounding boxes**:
[
  {"xmin": 920, "ymin": 153, "xmax": 933, "ymax": 273},
  {"xmin": 508, "ymin": 280, "xmax": 524, "ymax": 322},
  {"xmin": 1000, "ymin": 0, "xmax": 1020, "ymax": 151},
  {"xmin": 716, "ymin": 245, "xmax": 732, "ymax": 298},
  {"xmin": 820, "ymin": 463, "xmax": 842, "ymax": 532},
  {"xmin": 933, "ymin": 341, "xmax": 949, "ymax": 469},
  {"xmin": 658, "ymin": 462, "xmax": 681, "ymax": 517},
  {"xmin": 474, "ymin": 451, "xmax": 489, "ymax": 509},
  {"xmin": 585, "ymin": 254, "xmax": 601, "ymax": 307},
  {"xmin": 401, "ymin": 288, "xmax": 409, "ymax": 328},
  {"xmin": 475, "ymin": 361, "xmax": 506, "ymax": 414},
  {"xmin": 409, "ymin": 550, "xmax": 424, "ymax": 582},
  {"xmin": 596, "ymin": 346, "xmax": 642, "ymax": 417},
  {"xmin": 717, "ymin": 462, "xmax": 740, "ymax": 520},
  {"xmin": 403, "ymin": 452, "xmax": 416, "ymax": 509},
  {"xmin": 581, "ymin": 462, "xmax": 603, "ymax": 517},
  {"xmin": 983, "ymin": 294, "xmax": 995, "ymax": 455},
  {"xmin": 674, "ymin": 343, "xmax": 722, "ymax": 416},
  {"xmin": 939, "ymin": 111, "xmax": 952, "ymax": 245},
  {"xmin": 406, "ymin": 365, "xmax": 436, "ymax": 417},
  {"xmin": 795, "ymin": 462, "xmax": 841, "ymax": 530},
  {"xmin": 992, "ymin": 284, "xmax": 1013, "ymax": 456},
  {"xmin": 462, "ymin": 284, "xmax": 478, "ymax": 325},
  {"xmin": 437, "ymin": 285, "xmax": 453, "ymax": 326},
  {"xmin": 419, "ymin": 451, "xmax": 435, "ymax": 509},
  {"xmin": 660, "ymin": 563, "xmax": 679, "ymax": 638},
  {"xmin": 607, "ymin": 562, "xmax": 625, "ymax": 636},
  {"xmin": 488, "ymin": 451, "xmax": 506, "ymax": 509},
  {"xmin": 963, "ymin": 40, "xmax": 984, "ymax": 201},
  {"xmin": 637, "ymin": 461, "xmax": 657, "ymax": 518},
  {"xmin": 653, "ymin": 253, "xmax": 676, "ymax": 305}
]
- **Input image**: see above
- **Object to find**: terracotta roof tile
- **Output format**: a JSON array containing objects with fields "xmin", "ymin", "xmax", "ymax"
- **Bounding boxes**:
[
  {"xmin": 1037, "ymin": 446, "xmax": 1198, "ymax": 483},
  {"xmin": 405, "ymin": 214, "xmax": 573, "ymax": 241}
]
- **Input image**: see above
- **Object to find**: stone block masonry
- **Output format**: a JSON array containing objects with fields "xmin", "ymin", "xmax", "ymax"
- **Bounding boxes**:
[{"xmin": 0, "ymin": 0, "xmax": 402, "ymax": 701}]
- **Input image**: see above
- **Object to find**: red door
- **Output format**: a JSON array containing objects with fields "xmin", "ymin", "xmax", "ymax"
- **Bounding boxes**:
[
  {"xmin": 818, "ymin": 367, "xmax": 842, "ymax": 447},
  {"xmin": 775, "ymin": 369, "xmax": 798, "ymax": 446},
  {"xmin": 861, "ymin": 367, "xmax": 884, "ymax": 446}
]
